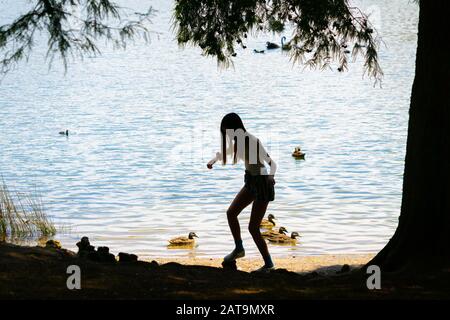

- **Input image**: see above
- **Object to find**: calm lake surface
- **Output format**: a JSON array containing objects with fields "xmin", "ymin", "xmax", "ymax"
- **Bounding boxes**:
[{"xmin": 0, "ymin": 1, "xmax": 419, "ymax": 258}]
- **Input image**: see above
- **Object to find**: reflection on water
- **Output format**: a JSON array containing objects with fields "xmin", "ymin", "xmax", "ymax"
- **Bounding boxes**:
[{"xmin": 0, "ymin": 1, "xmax": 419, "ymax": 258}]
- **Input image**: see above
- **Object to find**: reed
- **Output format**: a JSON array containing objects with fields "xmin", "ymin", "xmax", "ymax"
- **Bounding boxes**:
[{"xmin": 0, "ymin": 179, "xmax": 56, "ymax": 239}]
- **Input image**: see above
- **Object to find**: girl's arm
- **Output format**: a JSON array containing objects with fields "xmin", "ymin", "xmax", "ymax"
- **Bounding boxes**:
[
  {"xmin": 207, "ymin": 152, "xmax": 221, "ymax": 169},
  {"xmin": 259, "ymin": 141, "xmax": 277, "ymax": 181},
  {"xmin": 207, "ymin": 137, "xmax": 234, "ymax": 169},
  {"xmin": 267, "ymin": 156, "xmax": 277, "ymax": 176},
  {"xmin": 265, "ymin": 155, "xmax": 277, "ymax": 185}
]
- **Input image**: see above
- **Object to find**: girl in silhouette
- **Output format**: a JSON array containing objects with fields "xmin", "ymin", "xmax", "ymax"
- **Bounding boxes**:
[{"xmin": 207, "ymin": 113, "xmax": 277, "ymax": 271}]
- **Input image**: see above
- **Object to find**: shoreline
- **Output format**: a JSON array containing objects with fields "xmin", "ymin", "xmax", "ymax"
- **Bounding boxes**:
[
  {"xmin": 5, "ymin": 236, "xmax": 375, "ymax": 273},
  {"xmin": 1, "ymin": 242, "xmax": 449, "ymax": 299},
  {"xmin": 155, "ymin": 254, "xmax": 374, "ymax": 274}
]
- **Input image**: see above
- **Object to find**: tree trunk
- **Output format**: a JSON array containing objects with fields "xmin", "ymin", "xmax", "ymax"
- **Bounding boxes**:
[{"xmin": 368, "ymin": 0, "xmax": 450, "ymax": 272}]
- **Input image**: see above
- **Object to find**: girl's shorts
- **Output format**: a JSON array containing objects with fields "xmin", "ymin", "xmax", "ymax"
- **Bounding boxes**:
[{"xmin": 244, "ymin": 171, "xmax": 275, "ymax": 202}]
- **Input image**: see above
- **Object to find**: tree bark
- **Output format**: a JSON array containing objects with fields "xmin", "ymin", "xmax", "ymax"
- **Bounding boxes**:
[{"xmin": 368, "ymin": 0, "xmax": 450, "ymax": 272}]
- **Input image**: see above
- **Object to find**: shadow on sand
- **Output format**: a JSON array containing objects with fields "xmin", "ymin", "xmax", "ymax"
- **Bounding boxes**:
[{"xmin": 0, "ymin": 242, "xmax": 449, "ymax": 299}]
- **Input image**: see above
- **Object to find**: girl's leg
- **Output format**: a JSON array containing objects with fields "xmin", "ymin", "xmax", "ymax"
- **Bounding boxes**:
[
  {"xmin": 227, "ymin": 186, "xmax": 255, "ymax": 242},
  {"xmin": 249, "ymin": 200, "xmax": 273, "ymax": 268},
  {"xmin": 224, "ymin": 187, "xmax": 254, "ymax": 261}
]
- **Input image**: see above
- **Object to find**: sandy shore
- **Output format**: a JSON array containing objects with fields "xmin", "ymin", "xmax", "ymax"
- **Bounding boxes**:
[
  {"xmin": 2, "ymin": 243, "xmax": 449, "ymax": 299},
  {"xmin": 155, "ymin": 254, "xmax": 374, "ymax": 274}
]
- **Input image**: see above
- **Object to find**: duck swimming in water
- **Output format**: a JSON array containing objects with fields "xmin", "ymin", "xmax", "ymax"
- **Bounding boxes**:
[
  {"xmin": 266, "ymin": 41, "xmax": 280, "ymax": 49},
  {"xmin": 59, "ymin": 130, "xmax": 69, "ymax": 136},
  {"xmin": 168, "ymin": 232, "xmax": 198, "ymax": 246},
  {"xmin": 260, "ymin": 214, "xmax": 276, "ymax": 229},
  {"xmin": 268, "ymin": 232, "xmax": 300, "ymax": 244},
  {"xmin": 262, "ymin": 226, "xmax": 288, "ymax": 239},
  {"xmin": 292, "ymin": 147, "xmax": 305, "ymax": 159},
  {"xmin": 253, "ymin": 49, "xmax": 265, "ymax": 54}
]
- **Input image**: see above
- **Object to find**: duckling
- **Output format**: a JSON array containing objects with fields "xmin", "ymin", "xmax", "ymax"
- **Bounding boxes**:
[
  {"xmin": 168, "ymin": 232, "xmax": 198, "ymax": 246},
  {"xmin": 59, "ymin": 130, "xmax": 69, "ymax": 136},
  {"xmin": 260, "ymin": 214, "xmax": 276, "ymax": 229},
  {"xmin": 262, "ymin": 226, "xmax": 288, "ymax": 238},
  {"xmin": 292, "ymin": 147, "xmax": 305, "ymax": 159},
  {"xmin": 45, "ymin": 239, "xmax": 62, "ymax": 249},
  {"xmin": 266, "ymin": 41, "xmax": 280, "ymax": 49},
  {"xmin": 268, "ymin": 232, "xmax": 300, "ymax": 244},
  {"xmin": 253, "ymin": 49, "xmax": 265, "ymax": 54}
]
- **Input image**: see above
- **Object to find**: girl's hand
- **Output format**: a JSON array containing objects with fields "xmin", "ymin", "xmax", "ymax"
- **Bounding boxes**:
[
  {"xmin": 268, "ymin": 175, "xmax": 276, "ymax": 185},
  {"xmin": 207, "ymin": 153, "xmax": 220, "ymax": 170}
]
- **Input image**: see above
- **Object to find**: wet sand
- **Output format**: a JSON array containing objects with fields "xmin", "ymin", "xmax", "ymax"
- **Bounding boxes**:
[{"xmin": 156, "ymin": 254, "xmax": 374, "ymax": 274}]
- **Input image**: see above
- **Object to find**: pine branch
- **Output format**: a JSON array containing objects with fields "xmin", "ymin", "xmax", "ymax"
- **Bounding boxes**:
[
  {"xmin": 0, "ymin": 0, "xmax": 154, "ymax": 74},
  {"xmin": 174, "ymin": 0, "xmax": 384, "ymax": 84}
]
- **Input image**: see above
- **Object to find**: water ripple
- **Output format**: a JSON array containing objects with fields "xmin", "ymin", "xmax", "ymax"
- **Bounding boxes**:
[{"xmin": 0, "ymin": 0, "xmax": 418, "ymax": 258}]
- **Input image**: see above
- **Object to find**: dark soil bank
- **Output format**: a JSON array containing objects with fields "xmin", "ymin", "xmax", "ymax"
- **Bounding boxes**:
[{"xmin": 1, "ymin": 243, "xmax": 449, "ymax": 299}]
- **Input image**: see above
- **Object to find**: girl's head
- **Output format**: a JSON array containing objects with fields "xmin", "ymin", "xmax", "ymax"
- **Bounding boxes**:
[
  {"xmin": 220, "ymin": 112, "xmax": 246, "ymax": 134},
  {"xmin": 220, "ymin": 113, "xmax": 246, "ymax": 164}
]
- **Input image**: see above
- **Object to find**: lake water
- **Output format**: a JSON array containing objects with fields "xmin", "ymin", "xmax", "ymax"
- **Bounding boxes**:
[{"xmin": 0, "ymin": 1, "xmax": 419, "ymax": 258}]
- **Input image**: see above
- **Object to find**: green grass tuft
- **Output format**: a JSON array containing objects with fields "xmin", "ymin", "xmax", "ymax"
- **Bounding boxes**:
[{"xmin": 0, "ymin": 179, "xmax": 56, "ymax": 240}]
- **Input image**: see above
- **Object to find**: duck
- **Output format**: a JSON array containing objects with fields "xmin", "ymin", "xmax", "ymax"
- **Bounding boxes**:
[
  {"xmin": 253, "ymin": 49, "xmax": 265, "ymax": 54},
  {"xmin": 266, "ymin": 41, "xmax": 280, "ymax": 49},
  {"xmin": 268, "ymin": 231, "xmax": 300, "ymax": 244},
  {"xmin": 260, "ymin": 214, "xmax": 276, "ymax": 229},
  {"xmin": 292, "ymin": 147, "xmax": 305, "ymax": 159},
  {"xmin": 281, "ymin": 36, "xmax": 292, "ymax": 50},
  {"xmin": 262, "ymin": 226, "xmax": 288, "ymax": 239},
  {"xmin": 168, "ymin": 232, "xmax": 198, "ymax": 246},
  {"xmin": 59, "ymin": 130, "xmax": 69, "ymax": 136},
  {"xmin": 45, "ymin": 239, "xmax": 62, "ymax": 249}
]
